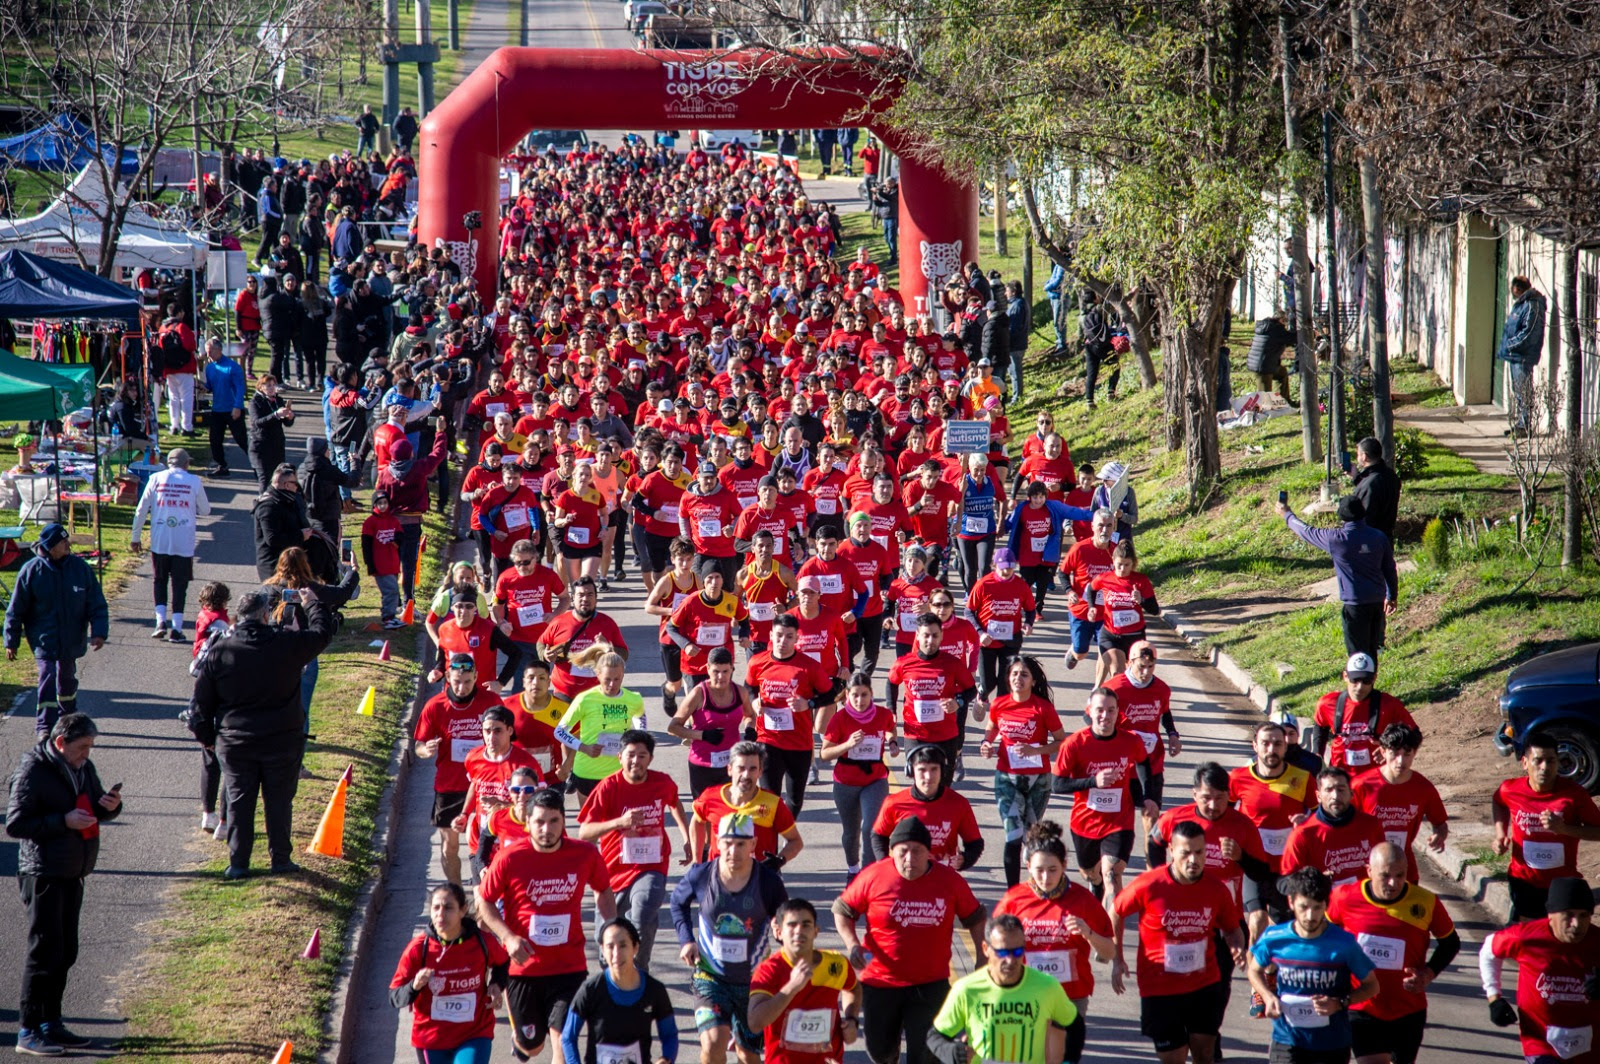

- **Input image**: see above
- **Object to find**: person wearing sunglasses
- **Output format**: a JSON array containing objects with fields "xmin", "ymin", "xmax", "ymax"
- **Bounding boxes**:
[
  {"xmin": 926, "ymin": 914, "xmax": 1080, "ymax": 1064},
  {"xmin": 475, "ymin": 766, "xmax": 541, "ymax": 867}
]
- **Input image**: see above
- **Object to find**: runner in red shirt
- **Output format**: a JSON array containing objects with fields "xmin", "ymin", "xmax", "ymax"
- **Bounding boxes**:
[
  {"xmin": 1051, "ymin": 686, "xmax": 1154, "ymax": 909},
  {"xmin": 1012, "ymin": 431, "xmax": 1075, "ymax": 497},
  {"xmin": 535, "ymin": 579, "xmax": 630, "ymax": 707},
  {"xmin": 1059, "ymin": 510, "xmax": 1115, "ymax": 680},
  {"xmin": 452, "ymin": 707, "xmax": 545, "ymax": 849},
  {"xmin": 746, "ymin": 616, "xmax": 842, "ymax": 815},
  {"xmin": 870, "ymin": 744, "xmax": 983, "ymax": 871},
  {"xmin": 1084, "ymin": 541, "xmax": 1160, "ymax": 681},
  {"xmin": 389, "ymin": 882, "xmax": 510, "ymax": 1058},
  {"xmin": 818, "ymin": 673, "xmax": 900, "ymax": 877},
  {"xmin": 1480, "ymin": 876, "xmax": 1600, "ymax": 1064},
  {"xmin": 667, "ymin": 560, "xmax": 750, "ymax": 686},
  {"xmin": 629, "ymin": 444, "xmax": 692, "ymax": 587},
  {"xmin": 1230, "ymin": 720, "xmax": 1318, "ymax": 939},
  {"xmin": 503, "ymin": 659, "xmax": 567, "ymax": 779},
  {"xmin": 678, "ymin": 460, "xmax": 742, "ymax": 585},
  {"xmin": 1351, "ymin": 722, "xmax": 1448, "ymax": 883},
  {"xmin": 964, "ymin": 550, "xmax": 1036, "ymax": 702},
  {"xmin": 1111, "ymin": 821, "xmax": 1246, "ymax": 1064},
  {"xmin": 979, "ymin": 655, "xmax": 1067, "ymax": 886},
  {"xmin": 645, "ymin": 538, "xmax": 699, "ymax": 714},
  {"xmin": 839, "ymin": 513, "xmax": 896, "ymax": 677},
  {"xmin": 1311, "ymin": 652, "xmax": 1418, "ymax": 774},
  {"xmin": 926, "ymin": 590, "xmax": 980, "ymax": 688},
  {"xmin": 575, "ymin": 730, "xmax": 691, "ymax": 970},
  {"xmin": 1104, "ymin": 639, "xmax": 1181, "ymax": 838},
  {"xmin": 887, "ymin": 614, "xmax": 977, "ymax": 767},
  {"xmin": 1328, "ymin": 843, "xmax": 1461, "ymax": 1064},
  {"xmin": 749, "ymin": 899, "xmax": 861, "ymax": 1064},
  {"xmin": 1281, "ymin": 765, "xmax": 1389, "ymax": 887},
  {"xmin": 901, "ymin": 461, "xmax": 961, "ymax": 578},
  {"xmin": 735, "ymin": 477, "xmax": 805, "ymax": 568},
  {"xmin": 1493, "ymin": 729, "xmax": 1600, "ymax": 920},
  {"xmin": 796, "ymin": 524, "xmax": 868, "ymax": 638},
  {"xmin": 1149, "ymin": 761, "xmax": 1272, "ymax": 911},
  {"xmin": 690, "ymin": 742, "xmax": 804, "ymax": 864},
  {"xmin": 789, "ymin": 578, "xmax": 851, "ymax": 678},
  {"xmin": 430, "ymin": 592, "xmax": 519, "ymax": 690},
  {"xmin": 883, "ymin": 547, "xmax": 943, "ymax": 656},
  {"xmin": 414, "ymin": 655, "xmax": 506, "ymax": 885},
  {"xmin": 474, "ymin": 788, "xmax": 616, "ymax": 1062},
  {"xmin": 492, "ymin": 541, "xmax": 568, "ymax": 676},
  {"xmin": 994, "ymin": 820, "xmax": 1114, "ymax": 1008},
  {"xmin": 738, "ymin": 533, "xmax": 797, "ymax": 652},
  {"xmin": 835, "ymin": 816, "xmax": 985, "ymax": 1064},
  {"xmin": 479, "ymin": 463, "xmax": 543, "ymax": 574}
]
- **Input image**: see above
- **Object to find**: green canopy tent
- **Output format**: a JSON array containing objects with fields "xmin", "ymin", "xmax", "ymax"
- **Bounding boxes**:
[
  {"xmin": 0, "ymin": 349, "xmax": 111, "ymax": 561},
  {"xmin": 0, "ymin": 367, "xmax": 64, "ymax": 421}
]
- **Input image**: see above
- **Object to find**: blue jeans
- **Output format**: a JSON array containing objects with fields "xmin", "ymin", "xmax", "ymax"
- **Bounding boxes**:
[
  {"xmin": 622, "ymin": 871, "xmax": 667, "ymax": 971},
  {"xmin": 1008, "ymin": 346, "xmax": 1026, "ymax": 402},
  {"xmin": 1507, "ymin": 360, "xmax": 1536, "ymax": 430},
  {"xmin": 301, "ymin": 657, "xmax": 319, "ymax": 734},
  {"xmin": 331, "ymin": 443, "xmax": 356, "ymax": 500},
  {"xmin": 1048, "ymin": 295, "xmax": 1066, "ymax": 348},
  {"xmin": 882, "ymin": 217, "xmax": 898, "ymax": 262}
]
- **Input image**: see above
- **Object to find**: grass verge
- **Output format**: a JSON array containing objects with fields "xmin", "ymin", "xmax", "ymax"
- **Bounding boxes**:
[{"xmin": 115, "ymin": 509, "xmax": 451, "ymax": 1063}]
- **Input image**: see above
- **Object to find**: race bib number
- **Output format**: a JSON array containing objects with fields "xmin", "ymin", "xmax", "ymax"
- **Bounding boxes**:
[
  {"xmin": 1029, "ymin": 536, "xmax": 1048, "ymax": 553},
  {"xmin": 763, "ymin": 707, "xmax": 796, "ymax": 732},
  {"xmin": 986, "ymin": 620, "xmax": 1015, "ymax": 641},
  {"xmin": 1026, "ymin": 949, "xmax": 1076, "ymax": 982},
  {"xmin": 429, "ymin": 991, "xmax": 477, "ymax": 1024},
  {"xmin": 533, "ymin": 749, "xmax": 554, "ymax": 772},
  {"xmin": 749, "ymin": 602, "xmax": 776, "ymax": 622},
  {"xmin": 871, "ymin": 534, "xmax": 889, "ymax": 550},
  {"xmin": 571, "ymin": 664, "xmax": 597, "ymax": 678},
  {"xmin": 697, "ymin": 624, "xmax": 728, "ymax": 647},
  {"xmin": 1162, "ymin": 940, "xmax": 1204, "ymax": 974},
  {"xmin": 697, "ymin": 517, "xmax": 722, "ymax": 537},
  {"xmin": 1346, "ymin": 746, "xmax": 1371, "ymax": 767},
  {"xmin": 621, "ymin": 834, "xmax": 663, "ymax": 864},
  {"xmin": 531, "ymin": 912, "xmax": 571, "ymax": 947},
  {"xmin": 709, "ymin": 935, "xmax": 748, "ymax": 963},
  {"xmin": 517, "ymin": 603, "xmax": 545, "ymax": 627},
  {"xmin": 1008, "ymin": 748, "xmax": 1043, "ymax": 771},
  {"xmin": 710, "ymin": 748, "xmax": 732, "ymax": 768},
  {"xmin": 1279, "ymin": 994, "xmax": 1329, "ymax": 1029},
  {"xmin": 450, "ymin": 737, "xmax": 484, "ymax": 762},
  {"xmin": 566, "ymin": 525, "xmax": 590, "ymax": 545},
  {"xmin": 1523, "ymin": 839, "xmax": 1566, "ymax": 870},
  {"xmin": 816, "ymin": 497, "xmax": 838, "ymax": 515},
  {"xmin": 1385, "ymin": 831, "xmax": 1408, "ymax": 850},
  {"xmin": 1110, "ymin": 608, "xmax": 1140, "ymax": 629},
  {"xmin": 782, "ymin": 1008, "xmax": 833, "ymax": 1048},
  {"xmin": 962, "ymin": 515, "xmax": 988, "ymax": 535},
  {"xmin": 738, "ymin": 495, "xmax": 757, "ymax": 510},
  {"xmin": 819, "ymin": 574, "xmax": 844, "ymax": 595},
  {"xmin": 596, "ymin": 1044, "xmax": 643, "ymax": 1064},
  {"xmin": 504, "ymin": 505, "xmax": 530, "ymax": 529},
  {"xmin": 1546, "ymin": 1025, "xmax": 1594, "ymax": 1061},
  {"xmin": 1087, "ymin": 788, "xmax": 1122, "ymax": 814},
  {"xmin": 599, "ymin": 734, "xmax": 624, "ymax": 757},
  {"xmin": 898, "ymin": 611, "xmax": 919, "ymax": 631},
  {"xmin": 913, "ymin": 698, "xmax": 945, "ymax": 723},
  {"xmin": 848, "ymin": 735, "xmax": 884, "ymax": 760},
  {"xmin": 486, "ymin": 402, "xmax": 508, "ymax": 418},
  {"xmin": 659, "ymin": 505, "xmax": 679, "ymax": 524},
  {"xmin": 1356, "ymin": 932, "xmax": 1405, "ymax": 971},
  {"xmin": 1137, "ymin": 730, "xmax": 1158, "ymax": 754},
  {"xmin": 1259, "ymin": 827, "xmax": 1291, "ymax": 856}
]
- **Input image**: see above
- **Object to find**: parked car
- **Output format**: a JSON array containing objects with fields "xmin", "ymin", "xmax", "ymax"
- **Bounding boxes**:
[
  {"xmin": 1493, "ymin": 641, "xmax": 1600, "ymax": 791},
  {"xmin": 692, "ymin": 130, "xmax": 764, "ymax": 150},
  {"xmin": 626, "ymin": 0, "xmax": 668, "ymax": 32},
  {"xmin": 521, "ymin": 130, "xmax": 588, "ymax": 153}
]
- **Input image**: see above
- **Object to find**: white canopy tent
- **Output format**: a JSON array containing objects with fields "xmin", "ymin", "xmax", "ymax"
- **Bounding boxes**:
[{"xmin": 0, "ymin": 164, "xmax": 207, "ymax": 272}]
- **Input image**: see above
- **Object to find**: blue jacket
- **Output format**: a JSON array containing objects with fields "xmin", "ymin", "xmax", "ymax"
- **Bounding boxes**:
[
  {"xmin": 1006, "ymin": 296, "xmax": 1029, "ymax": 349},
  {"xmin": 204, "ymin": 355, "xmax": 246, "ymax": 413},
  {"xmin": 1004, "ymin": 500, "xmax": 1095, "ymax": 564},
  {"xmin": 1283, "ymin": 514, "xmax": 1398, "ymax": 605},
  {"xmin": 1044, "ymin": 263, "xmax": 1065, "ymax": 297},
  {"xmin": 258, "ymin": 188, "xmax": 281, "ymax": 223},
  {"xmin": 3, "ymin": 549, "xmax": 110, "ymax": 660},
  {"xmin": 1498, "ymin": 289, "xmax": 1547, "ymax": 365}
]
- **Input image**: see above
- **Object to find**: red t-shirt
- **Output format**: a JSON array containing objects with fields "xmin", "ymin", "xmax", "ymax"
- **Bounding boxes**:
[
  {"xmin": 838, "ymin": 859, "xmax": 981, "ymax": 988},
  {"xmin": 789, "ymin": 608, "xmax": 850, "ymax": 677},
  {"xmin": 536, "ymin": 610, "xmax": 629, "ymax": 700},
  {"xmin": 1494, "ymin": 776, "xmax": 1600, "ymax": 887},
  {"xmin": 984, "ymin": 694, "xmax": 1062, "ymax": 775},
  {"xmin": 679, "ymin": 487, "xmax": 742, "ymax": 557},
  {"xmin": 966, "ymin": 573, "xmax": 1036, "ymax": 644},
  {"xmin": 871, "ymin": 788, "xmax": 981, "ymax": 869},
  {"xmin": 1153, "ymin": 804, "xmax": 1268, "ymax": 908},
  {"xmin": 1011, "ymin": 505, "xmax": 1060, "ymax": 567},
  {"xmin": 413, "ymin": 688, "xmax": 504, "ymax": 792},
  {"xmin": 1104, "ymin": 672, "xmax": 1173, "ymax": 772},
  {"xmin": 736, "ymin": 504, "xmax": 798, "ymax": 563},
  {"xmin": 887, "ymin": 650, "xmax": 973, "ymax": 743},
  {"xmin": 670, "ymin": 591, "xmax": 748, "ymax": 675},
  {"xmin": 693, "ymin": 784, "xmax": 795, "ymax": 861},
  {"xmin": 720, "ymin": 462, "xmax": 766, "ymax": 511},
  {"xmin": 1087, "ymin": 571, "xmax": 1156, "ymax": 636},
  {"xmin": 1015, "ymin": 453, "xmax": 1075, "ymax": 497},
  {"xmin": 1229, "ymin": 762, "xmax": 1318, "ymax": 872},
  {"xmin": 1328, "ymin": 880, "xmax": 1456, "ymax": 1021},
  {"xmin": 884, "ymin": 574, "xmax": 943, "ymax": 646},
  {"xmin": 476, "ymin": 837, "xmax": 611, "ymax": 975},
  {"xmin": 822, "ymin": 704, "xmax": 896, "ymax": 787},
  {"xmin": 1312, "ymin": 690, "xmax": 1418, "ymax": 772},
  {"xmin": 1351, "ymin": 770, "xmax": 1448, "ymax": 882},
  {"xmin": 577, "ymin": 769, "xmax": 683, "ymax": 891},
  {"xmin": 796, "ymin": 555, "xmax": 870, "ymax": 621},
  {"xmin": 994, "ymin": 882, "xmax": 1113, "ymax": 1000},
  {"xmin": 1060, "ymin": 539, "xmax": 1112, "ymax": 619},
  {"xmin": 480, "ymin": 484, "xmax": 542, "ymax": 558},
  {"xmin": 902, "ymin": 479, "xmax": 960, "ymax": 546},
  {"xmin": 462, "ymin": 745, "xmax": 544, "ymax": 835},
  {"xmin": 503, "ymin": 692, "xmax": 565, "ymax": 777},
  {"xmin": 361, "ymin": 512, "xmax": 403, "ymax": 576},
  {"xmin": 838, "ymin": 539, "xmax": 894, "ymax": 619},
  {"xmin": 389, "ymin": 929, "xmax": 511, "ymax": 1049},
  {"xmin": 801, "ymin": 467, "xmax": 847, "ymax": 523},
  {"xmin": 1053, "ymin": 728, "xmax": 1150, "ymax": 838},
  {"xmin": 740, "ymin": 561, "xmax": 792, "ymax": 646},
  {"xmin": 494, "ymin": 564, "xmax": 566, "ymax": 643},
  {"xmin": 436, "ymin": 616, "xmax": 501, "ymax": 685},
  {"xmin": 747, "ymin": 650, "xmax": 835, "ymax": 751},
  {"xmin": 750, "ymin": 949, "xmax": 859, "ymax": 1064},
  {"xmin": 1281, "ymin": 809, "xmax": 1388, "ymax": 886},
  {"xmin": 1113, "ymin": 866, "xmax": 1241, "ymax": 996},
  {"xmin": 1487, "ymin": 915, "xmax": 1600, "ymax": 1061},
  {"xmin": 555, "ymin": 489, "xmax": 606, "ymax": 551},
  {"xmin": 636, "ymin": 470, "xmax": 691, "ymax": 537},
  {"xmin": 939, "ymin": 617, "xmax": 981, "ymax": 678}
]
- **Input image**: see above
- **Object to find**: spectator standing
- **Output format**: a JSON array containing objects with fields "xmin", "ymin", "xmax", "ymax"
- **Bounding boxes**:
[
  {"xmin": 247, "ymin": 373, "xmax": 296, "ymax": 489},
  {"xmin": 297, "ymin": 437, "xmax": 348, "ymax": 542},
  {"xmin": 5, "ymin": 713, "xmax": 122, "ymax": 1056},
  {"xmin": 871, "ymin": 178, "xmax": 898, "ymax": 266},
  {"xmin": 191, "ymin": 586, "xmax": 335, "ymax": 878},
  {"xmin": 1004, "ymin": 281, "xmax": 1029, "ymax": 404},
  {"xmin": 1043, "ymin": 264, "xmax": 1067, "ymax": 354},
  {"xmin": 1079, "ymin": 292, "xmax": 1117, "ymax": 410},
  {"xmin": 1349, "ymin": 436, "xmax": 1401, "ymax": 541},
  {"xmin": 1276, "ymin": 495, "xmax": 1398, "ymax": 659},
  {"xmin": 130, "ymin": 448, "xmax": 212, "ymax": 642},
  {"xmin": 3, "ymin": 524, "xmax": 109, "ymax": 739},
  {"xmin": 393, "ymin": 107, "xmax": 419, "ymax": 153},
  {"xmin": 234, "ymin": 276, "xmax": 262, "ymax": 378},
  {"xmin": 1496, "ymin": 275, "xmax": 1547, "ymax": 435},
  {"xmin": 157, "ymin": 303, "xmax": 199, "ymax": 438},
  {"xmin": 255, "ymin": 175, "xmax": 283, "ymax": 264},
  {"xmin": 261, "ymin": 276, "xmax": 305, "ymax": 386},
  {"xmin": 356, "ymin": 105, "xmax": 379, "ymax": 155},
  {"xmin": 201, "ymin": 337, "xmax": 248, "ymax": 478},
  {"xmin": 1245, "ymin": 312, "xmax": 1295, "ymax": 404},
  {"xmin": 253, "ymin": 463, "xmax": 314, "ymax": 581}
]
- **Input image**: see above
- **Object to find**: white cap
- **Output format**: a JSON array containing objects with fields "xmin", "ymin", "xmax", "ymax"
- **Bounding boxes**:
[{"xmin": 1344, "ymin": 652, "xmax": 1377, "ymax": 679}]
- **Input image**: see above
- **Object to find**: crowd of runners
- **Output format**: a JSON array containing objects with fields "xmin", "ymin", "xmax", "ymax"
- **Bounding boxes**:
[{"xmin": 373, "ymin": 138, "xmax": 1600, "ymax": 1064}]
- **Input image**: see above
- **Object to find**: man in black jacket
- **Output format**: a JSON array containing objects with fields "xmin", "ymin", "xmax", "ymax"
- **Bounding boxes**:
[
  {"xmin": 192, "ymin": 586, "xmax": 335, "ymax": 878},
  {"xmin": 5, "ymin": 712, "xmax": 122, "ymax": 1054},
  {"xmin": 297, "ymin": 437, "xmax": 348, "ymax": 542},
  {"xmin": 253, "ymin": 463, "xmax": 313, "ymax": 579},
  {"xmin": 1246, "ymin": 312, "xmax": 1296, "ymax": 403},
  {"xmin": 1350, "ymin": 436, "xmax": 1402, "ymax": 541},
  {"xmin": 260, "ymin": 274, "xmax": 304, "ymax": 383}
]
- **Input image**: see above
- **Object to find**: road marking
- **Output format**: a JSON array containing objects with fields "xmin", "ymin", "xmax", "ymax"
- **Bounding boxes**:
[{"xmin": 581, "ymin": 0, "xmax": 604, "ymax": 47}]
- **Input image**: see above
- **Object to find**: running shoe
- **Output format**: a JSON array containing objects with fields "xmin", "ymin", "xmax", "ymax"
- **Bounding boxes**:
[
  {"xmin": 201, "ymin": 812, "xmax": 219, "ymax": 832},
  {"xmin": 150, "ymin": 623, "xmax": 170, "ymax": 638}
]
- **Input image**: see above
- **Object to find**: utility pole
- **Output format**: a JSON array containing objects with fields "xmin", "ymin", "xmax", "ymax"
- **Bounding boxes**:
[
  {"xmin": 1279, "ymin": 6, "xmax": 1322, "ymax": 464},
  {"xmin": 520, "ymin": 0, "xmax": 530, "ymax": 46},
  {"xmin": 1322, "ymin": 112, "xmax": 1346, "ymax": 482},
  {"xmin": 416, "ymin": 0, "xmax": 434, "ymax": 115},
  {"xmin": 994, "ymin": 160, "xmax": 1008, "ymax": 258},
  {"xmin": 382, "ymin": 0, "xmax": 400, "ymax": 132},
  {"xmin": 1350, "ymin": 0, "xmax": 1393, "ymax": 462},
  {"xmin": 448, "ymin": 0, "xmax": 459, "ymax": 49}
]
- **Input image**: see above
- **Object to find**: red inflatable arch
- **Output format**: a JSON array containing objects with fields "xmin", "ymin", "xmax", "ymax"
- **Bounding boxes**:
[{"xmin": 417, "ymin": 48, "xmax": 978, "ymax": 316}]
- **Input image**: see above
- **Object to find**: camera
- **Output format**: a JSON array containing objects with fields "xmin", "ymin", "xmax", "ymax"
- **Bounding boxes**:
[{"xmin": 462, "ymin": 210, "xmax": 483, "ymax": 232}]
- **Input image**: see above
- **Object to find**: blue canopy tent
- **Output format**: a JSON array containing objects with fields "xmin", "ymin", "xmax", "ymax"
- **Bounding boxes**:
[{"xmin": 0, "ymin": 115, "xmax": 139, "ymax": 176}]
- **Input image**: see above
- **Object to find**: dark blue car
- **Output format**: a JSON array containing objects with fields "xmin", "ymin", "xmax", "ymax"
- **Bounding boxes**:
[{"xmin": 1493, "ymin": 642, "xmax": 1600, "ymax": 792}]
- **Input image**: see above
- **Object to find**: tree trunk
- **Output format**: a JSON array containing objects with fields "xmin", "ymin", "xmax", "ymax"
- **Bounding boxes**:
[
  {"xmin": 1280, "ymin": 9, "xmax": 1322, "ymax": 464},
  {"xmin": 1351, "ymin": 0, "xmax": 1393, "ymax": 462},
  {"xmin": 1163, "ymin": 332, "xmax": 1186, "ymax": 451},
  {"xmin": 1161, "ymin": 287, "xmax": 1226, "ymax": 499},
  {"xmin": 1563, "ymin": 240, "xmax": 1583, "ymax": 567}
]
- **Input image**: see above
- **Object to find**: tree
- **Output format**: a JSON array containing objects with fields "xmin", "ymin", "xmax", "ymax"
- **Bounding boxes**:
[
  {"xmin": 725, "ymin": 0, "xmax": 1288, "ymax": 500},
  {"xmin": 0, "ymin": 0, "xmax": 364, "ymax": 277}
]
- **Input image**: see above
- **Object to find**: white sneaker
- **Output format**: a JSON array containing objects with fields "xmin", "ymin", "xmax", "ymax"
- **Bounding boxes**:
[
  {"xmin": 201, "ymin": 812, "xmax": 219, "ymax": 832},
  {"xmin": 213, "ymin": 818, "xmax": 228, "ymax": 841}
]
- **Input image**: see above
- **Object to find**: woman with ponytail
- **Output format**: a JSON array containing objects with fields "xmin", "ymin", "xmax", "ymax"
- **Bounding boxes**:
[{"xmin": 980, "ymin": 655, "xmax": 1067, "ymax": 886}]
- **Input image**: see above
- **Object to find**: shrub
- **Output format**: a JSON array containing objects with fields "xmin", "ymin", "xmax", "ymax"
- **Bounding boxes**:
[
  {"xmin": 1394, "ymin": 428, "xmax": 1430, "ymax": 481},
  {"xmin": 1421, "ymin": 517, "xmax": 1450, "ymax": 570}
]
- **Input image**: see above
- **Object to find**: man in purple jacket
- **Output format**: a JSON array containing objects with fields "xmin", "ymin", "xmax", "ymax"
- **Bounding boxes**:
[{"xmin": 1275, "ymin": 494, "xmax": 1397, "ymax": 659}]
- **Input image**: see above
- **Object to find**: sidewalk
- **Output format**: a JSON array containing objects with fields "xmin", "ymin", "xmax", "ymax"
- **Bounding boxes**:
[{"xmin": 1397, "ymin": 401, "xmax": 1513, "ymax": 475}]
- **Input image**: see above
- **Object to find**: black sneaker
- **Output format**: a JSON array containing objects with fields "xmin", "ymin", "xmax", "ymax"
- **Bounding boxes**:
[
  {"xmin": 270, "ymin": 860, "xmax": 303, "ymax": 875},
  {"xmin": 39, "ymin": 1024, "xmax": 90, "ymax": 1050}
]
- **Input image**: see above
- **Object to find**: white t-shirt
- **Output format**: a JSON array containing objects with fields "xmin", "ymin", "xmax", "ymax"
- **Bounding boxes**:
[{"xmin": 132, "ymin": 467, "xmax": 213, "ymax": 557}]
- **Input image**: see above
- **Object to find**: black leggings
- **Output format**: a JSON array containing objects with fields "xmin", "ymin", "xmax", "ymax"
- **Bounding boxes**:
[
  {"xmin": 1021, "ymin": 564, "xmax": 1054, "ymax": 612},
  {"xmin": 1085, "ymin": 345, "xmax": 1120, "ymax": 403},
  {"xmin": 847, "ymin": 613, "xmax": 886, "ymax": 677},
  {"xmin": 957, "ymin": 536, "xmax": 994, "ymax": 592},
  {"xmin": 980, "ymin": 642, "xmax": 1023, "ymax": 700},
  {"xmin": 152, "ymin": 552, "xmax": 194, "ymax": 613},
  {"xmin": 201, "ymin": 745, "xmax": 223, "ymax": 815},
  {"xmin": 762, "ymin": 744, "xmax": 812, "ymax": 814}
]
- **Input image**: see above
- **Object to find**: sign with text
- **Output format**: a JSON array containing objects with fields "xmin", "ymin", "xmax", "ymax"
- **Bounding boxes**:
[{"xmin": 944, "ymin": 420, "xmax": 990, "ymax": 455}]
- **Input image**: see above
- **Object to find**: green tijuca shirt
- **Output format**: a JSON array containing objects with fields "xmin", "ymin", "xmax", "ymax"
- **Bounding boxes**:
[
  {"xmin": 555, "ymin": 685, "xmax": 645, "ymax": 780},
  {"xmin": 933, "ymin": 965, "xmax": 1078, "ymax": 1064}
]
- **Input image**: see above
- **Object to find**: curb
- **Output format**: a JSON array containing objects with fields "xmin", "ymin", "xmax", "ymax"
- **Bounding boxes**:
[{"xmin": 1156, "ymin": 606, "xmax": 1513, "ymax": 925}]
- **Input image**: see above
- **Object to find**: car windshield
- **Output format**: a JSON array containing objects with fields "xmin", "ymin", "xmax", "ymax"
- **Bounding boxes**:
[{"xmin": 524, "ymin": 130, "xmax": 588, "ymax": 151}]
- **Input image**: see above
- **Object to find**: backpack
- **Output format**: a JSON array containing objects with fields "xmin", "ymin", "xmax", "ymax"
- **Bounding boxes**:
[
  {"xmin": 1333, "ymin": 689, "xmax": 1383, "ymax": 738},
  {"xmin": 159, "ymin": 329, "xmax": 189, "ymax": 371}
]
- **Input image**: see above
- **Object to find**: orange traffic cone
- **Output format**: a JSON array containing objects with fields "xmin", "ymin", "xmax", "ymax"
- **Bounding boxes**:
[
  {"xmin": 306, "ymin": 775, "xmax": 348, "ymax": 858},
  {"xmin": 300, "ymin": 928, "xmax": 321, "ymax": 960},
  {"xmin": 269, "ymin": 1042, "xmax": 293, "ymax": 1064},
  {"xmin": 377, "ymin": 640, "xmax": 391, "ymax": 661},
  {"xmin": 401, "ymin": 599, "xmax": 415, "ymax": 625}
]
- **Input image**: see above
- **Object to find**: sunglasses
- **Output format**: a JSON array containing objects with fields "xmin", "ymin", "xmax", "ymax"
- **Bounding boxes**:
[
  {"xmin": 507, "ymin": 785, "xmax": 539, "ymax": 795},
  {"xmin": 513, "ymin": 558, "xmax": 536, "ymax": 567},
  {"xmin": 990, "ymin": 946, "xmax": 1027, "ymax": 959}
]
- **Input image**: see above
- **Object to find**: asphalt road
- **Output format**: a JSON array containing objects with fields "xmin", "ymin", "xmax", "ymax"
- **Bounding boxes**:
[{"xmin": 0, "ymin": 395, "xmax": 322, "ymax": 1053}]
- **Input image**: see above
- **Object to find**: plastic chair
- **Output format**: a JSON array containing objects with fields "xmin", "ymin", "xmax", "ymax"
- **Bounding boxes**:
[{"xmin": 14, "ymin": 476, "xmax": 57, "ymax": 523}]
